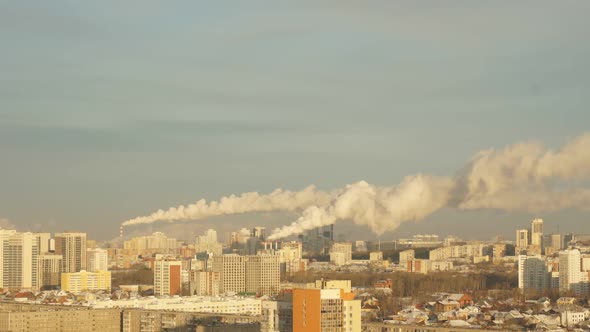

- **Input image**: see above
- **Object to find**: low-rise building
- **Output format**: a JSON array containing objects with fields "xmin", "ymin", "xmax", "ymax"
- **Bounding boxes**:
[
  {"xmin": 0, "ymin": 303, "xmax": 120, "ymax": 332},
  {"xmin": 61, "ymin": 270, "xmax": 111, "ymax": 294}
]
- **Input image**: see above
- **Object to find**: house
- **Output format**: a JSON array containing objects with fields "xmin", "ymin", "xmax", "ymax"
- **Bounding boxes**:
[
  {"xmin": 435, "ymin": 300, "xmax": 460, "ymax": 312},
  {"xmin": 446, "ymin": 293, "xmax": 474, "ymax": 307},
  {"xmin": 374, "ymin": 279, "xmax": 392, "ymax": 289}
]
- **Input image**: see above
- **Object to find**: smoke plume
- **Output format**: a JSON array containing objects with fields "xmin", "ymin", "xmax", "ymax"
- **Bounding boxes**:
[
  {"xmin": 121, "ymin": 133, "xmax": 590, "ymax": 240},
  {"xmin": 122, "ymin": 185, "xmax": 332, "ymax": 226}
]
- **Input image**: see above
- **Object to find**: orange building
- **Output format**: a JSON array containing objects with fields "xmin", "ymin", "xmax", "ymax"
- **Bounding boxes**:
[{"xmin": 293, "ymin": 288, "xmax": 360, "ymax": 332}]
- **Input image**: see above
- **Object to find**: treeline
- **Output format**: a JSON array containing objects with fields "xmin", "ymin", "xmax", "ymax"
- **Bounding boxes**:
[
  {"xmin": 111, "ymin": 265, "xmax": 154, "ymax": 288},
  {"xmin": 285, "ymin": 270, "xmax": 517, "ymax": 297}
]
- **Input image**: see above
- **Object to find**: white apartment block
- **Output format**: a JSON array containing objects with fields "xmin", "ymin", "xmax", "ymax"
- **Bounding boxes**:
[
  {"xmin": 518, "ymin": 255, "xmax": 550, "ymax": 291},
  {"xmin": 189, "ymin": 271, "xmax": 220, "ymax": 296},
  {"xmin": 92, "ymin": 296, "xmax": 262, "ymax": 315},
  {"xmin": 559, "ymin": 249, "xmax": 583, "ymax": 294},
  {"xmin": 211, "ymin": 254, "xmax": 280, "ymax": 296},
  {"xmin": 278, "ymin": 241, "xmax": 302, "ymax": 262},
  {"xmin": 429, "ymin": 244, "xmax": 483, "ymax": 261},
  {"xmin": 87, "ymin": 248, "xmax": 108, "ymax": 272},
  {"xmin": 1, "ymin": 231, "xmax": 39, "ymax": 289},
  {"xmin": 246, "ymin": 255, "xmax": 281, "ymax": 296},
  {"xmin": 34, "ymin": 233, "xmax": 51, "ymax": 254},
  {"xmin": 195, "ymin": 229, "xmax": 223, "ymax": 255},
  {"xmin": 330, "ymin": 242, "xmax": 352, "ymax": 266},
  {"xmin": 399, "ymin": 249, "xmax": 415, "ymax": 263},
  {"xmin": 123, "ymin": 232, "xmax": 177, "ymax": 250},
  {"xmin": 212, "ymin": 255, "xmax": 246, "ymax": 294}
]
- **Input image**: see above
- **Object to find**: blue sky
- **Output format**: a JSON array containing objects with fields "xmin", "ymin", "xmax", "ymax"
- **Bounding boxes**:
[{"xmin": 1, "ymin": 1, "xmax": 589, "ymax": 241}]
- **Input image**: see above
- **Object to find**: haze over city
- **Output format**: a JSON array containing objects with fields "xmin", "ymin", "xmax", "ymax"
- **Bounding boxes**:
[
  {"xmin": 2, "ymin": 1, "xmax": 590, "ymax": 242},
  {"xmin": 4, "ymin": 3, "xmax": 590, "ymax": 332}
]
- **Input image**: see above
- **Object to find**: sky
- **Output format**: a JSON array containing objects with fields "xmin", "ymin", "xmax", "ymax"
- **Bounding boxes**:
[{"xmin": 1, "ymin": 1, "xmax": 589, "ymax": 241}]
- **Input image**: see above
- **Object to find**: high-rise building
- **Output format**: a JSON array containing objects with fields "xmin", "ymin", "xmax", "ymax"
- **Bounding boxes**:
[
  {"xmin": 293, "ymin": 286, "xmax": 360, "ymax": 332},
  {"xmin": 37, "ymin": 254, "xmax": 62, "ymax": 290},
  {"xmin": 518, "ymin": 255, "xmax": 550, "ymax": 291},
  {"xmin": 154, "ymin": 260, "xmax": 182, "ymax": 296},
  {"xmin": 246, "ymin": 255, "xmax": 281, "ymax": 295},
  {"xmin": 531, "ymin": 219, "xmax": 544, "ymax": 249},
  {"xmin": 1, "ymin": 232, "xmax": 39, "ymax": 290},
  {"xmin": 123, "ymin": 232, "xmax": 178, "ymax": 250},
  {"xmin": 195, "ymin": 229, "xmax": 223, "ymax": 255},
  {"xmin": 211, "ymin": 254, "xmax": 280, "ymax": 296},
  {"xmin": 34, "ymin": 233, "xmax": 51, "ymax": 254},
  {"xmin": 212, "ymin": 255, "xmax": 246, "ymax": 294},
  {"xmin": 61, "ymin": 270, "xmax": 111, "ymax": 293},
  {"xmin": 515, "ymin": 229, "xmax": 529, "ymax": 254},
  {"xmin": 301, "ymin": 225, "xmax": 333, "ymax": 255},
  {"xmin": 0, "ymin": 229, "xmax": 18, "ymax": 289},
  {"xmin": 252, "ymin": 227, "xmax": 266, "ymax": 240},
  {"xmin": 189, "ymin": 271, "xmax": 220, "ymax": 296},
  {"xmin": 551, "ymin": 234, "xmax": 564, "ymax": 251},
  {"xmin": 559, "ymin": 249, "xmax": 583, "ymax": 294},
  {"xmin": 329, "ymin": 242, "xmax": 352, "ymax": 266},
  {"xmin": 87, "ymin": 248, "xmax": 108, "ymax": 272},
  {"xmin": 493, "ymin": 244, "xmax": 506, "ymax": 260},
  {"xmin": 258, "ymin": 241, "xmax": 307, "ymax": 275},
  {"xmin": 55, "ymin": 232, "xmax": 87, "ymax": 273},
  {"xmin": 279, "ymin": 241, "xmax": 303, "ymax": 262}
]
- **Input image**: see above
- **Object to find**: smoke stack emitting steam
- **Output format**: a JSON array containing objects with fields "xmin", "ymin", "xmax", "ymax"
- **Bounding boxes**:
[{"xmin": 122, "ymin": 133, "xmax": 590, "ymax": 240}]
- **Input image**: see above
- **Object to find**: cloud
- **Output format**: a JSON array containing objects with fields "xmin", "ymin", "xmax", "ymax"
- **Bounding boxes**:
[{"xmin": 0, "ymin": 218, "xmax": 18, "ymax": 230}]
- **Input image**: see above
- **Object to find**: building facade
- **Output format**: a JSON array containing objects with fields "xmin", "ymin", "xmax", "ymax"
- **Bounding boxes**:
[
  {"xmin": 154, "ymin": 260, "xmax": 182, "ymax": 296},
  {"xmin": 55, "ymin": 232, "xmax": 87, "ymax": 273},
  {"xmin": 61, "ymin": 270, "xmax": 111, "ymax": 293},
  {"xmin": 37, "ymin": 254, "xmax": 63, "ymax": 290},
  {"xmin": 293, "ymin": 288, "xmax": 360, "ymax": 332}
]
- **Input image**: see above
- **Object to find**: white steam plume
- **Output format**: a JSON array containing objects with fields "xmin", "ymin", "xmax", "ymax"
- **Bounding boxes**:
[
  {"xmin": 122, "ymin": 185, "xmax": 332, "ymax": 226},
  {"xmin": 122, "ymin": 133, "xmax": 590, "ymax": 240},
  {"xmin": 267, "ymin": 133, "xmax": 590, "ymax": 240}
]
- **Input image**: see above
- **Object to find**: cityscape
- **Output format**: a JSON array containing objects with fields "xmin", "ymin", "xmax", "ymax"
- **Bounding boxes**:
[
  {"xmin": 1, "ymin": 217, "xmax": 590, "ymax": 331},
  {"xmin": 2, "ymin": 2, "xmax": 590, "ymax": 332}
]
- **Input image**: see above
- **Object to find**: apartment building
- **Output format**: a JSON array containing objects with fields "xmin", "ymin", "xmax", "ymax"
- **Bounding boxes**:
[
  {"xmin": 0, "ymin": 303, "xmax": 120, "ymax": 332},
  {"xmin": 293, "ymin": 288, "xmax": 360, "ymax": 332},
  {"xmin": 429, "ymin": 244, "xmax": 483, "ymax": 261},
  {"xmin": 61, "ymin": 270, "xmax": 111, "ymax": 293},
  {"xmin": 1, "ymin": 232, "xmax": 39, "ymax": 290},
  {"xmin": 330, "ymin": 242, "xmax": 352, "ymax": 266},
  {"xmin": 211, "ymin": 254, "xmax": 280, "ymax": 296},
  {"xmin": 37, "ymin": 254, "xmax": 62, "ymax": 290},
  {"xmin": 189, "ymin": 271, "xmax": 220, "ymax": 296},
  {"xmin": 86, "ymin": 248, "xmax": 108, "ymax": 272},
  {"xmin": 55, "ymin": 232, "xmax": 87, "ymax": 273},
  {"xmin": 154, "ymin": 260, "xmax": 182, "ymax": 296}
]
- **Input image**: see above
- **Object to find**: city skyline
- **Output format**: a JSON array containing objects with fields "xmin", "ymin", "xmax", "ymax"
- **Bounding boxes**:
[{"xmin": 2, "ymin": 2, "xmax": 590, "ymax": 240}]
